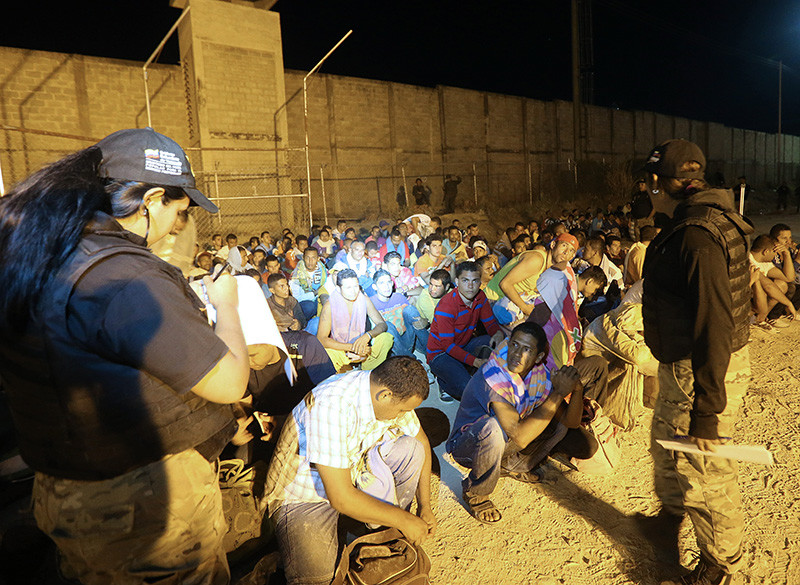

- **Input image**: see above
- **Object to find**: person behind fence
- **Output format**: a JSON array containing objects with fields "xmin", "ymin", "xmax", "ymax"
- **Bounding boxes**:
[
  {"xmin": 412, "ymin": 177, "xmax": 432, "ymax": 205},
  {"xmin": 263, "ymin": 356, "xmax": 437, "ymax": 585},
  {"xmin": 640, "ymin": 139, "xmax": 754, "ymax": 585},
  {"xmin": 289, "ymin": 246, "xmax": 328, "ymax": 322},
  {"xmin": 316, "ymin": 268, "xmax": 394, "ymax": 372},
  {"xmin": 447, "ymin": 322, "xmax": 594, "ymax": 524},
  {"xmin": 427, "ymin": 261, "xmax": 504, "ymax": 402},
  {"xmin": 0, "ymin": 128, "xmax": 252, "ymax": 585},
  {"xmin": 442, "ymin": 173, "xmax": 462, "ymax": 214}
]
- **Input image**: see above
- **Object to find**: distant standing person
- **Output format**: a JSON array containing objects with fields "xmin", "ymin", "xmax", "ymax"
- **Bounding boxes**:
[
  {"xmin": 442, "ymin": 173, "xmax": 462, "ymax": 214},
  {"xmin": 640, "ymin": 139, "xmax": 753, "ymax": 585},
  {"xmin": 412, "ymin": 178, "xmax": 432, "ymax": 206}
]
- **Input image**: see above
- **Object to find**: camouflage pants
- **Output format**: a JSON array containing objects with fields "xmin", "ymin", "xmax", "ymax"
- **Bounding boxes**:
[
  {"xmin": 650, "ymin": 346, "xmax": 750, "ymax": 573},
  {"xmin": 33, "ymin": 449, "xmax": 229, "ymax": 585}
]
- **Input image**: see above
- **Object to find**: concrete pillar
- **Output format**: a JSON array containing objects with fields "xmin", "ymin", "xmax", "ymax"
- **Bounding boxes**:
[{"xmin": 173, "ymin": 0, "xmax": 297, "ymax": 233}]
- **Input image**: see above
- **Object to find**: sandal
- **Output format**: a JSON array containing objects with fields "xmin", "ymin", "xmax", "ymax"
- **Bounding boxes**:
[
  {"xmin": 500, "ymin": 466, "xmax": 545, "ymax": 484},
  {"xmin": 464, "ymin": 492, "xmax": 502, "ymax": 524}
]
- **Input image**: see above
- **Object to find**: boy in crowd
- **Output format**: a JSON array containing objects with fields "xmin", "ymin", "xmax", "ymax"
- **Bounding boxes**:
[
  {"xmin": 332, "ymin": 239, "xmax": 375, "ymax": 290},
  {"xmin": 383, "ymin": 251, "xmax": 425, "ymax": 296},
  {"xmin": 267, "ymin": 273, "xmax": 307, "ymax": 332},
  {"xmin": 290, "ymin": 247, "xmax": 328, "ymax": 321},
  {"xmin": 414, "ymin": 233, "xmax": 455, "ymax": 282},
  {"xmin": 427, "ymin": 261, "xmax": 504, "ymax": 401},
  {"xmin": 443, "ymin": 226, "xmax": 469, "ymax": 261},
  {"xmin": 749, "ymin": 234, "xmax": 797, "ymax": 325},
  {"xmin": 379, "ymin": 228, "xmax": 412, "ymax": 265},
  {"xmin": 370, "ymin": 270, "xmax": 426, "ymax": 357},
  {"xmin": 623, "ymin": 225, "xmax": 658, "ymax": 288},
  {"xmin": 264, "ymin": 357, "xmax": 436, "ymax": 585}
]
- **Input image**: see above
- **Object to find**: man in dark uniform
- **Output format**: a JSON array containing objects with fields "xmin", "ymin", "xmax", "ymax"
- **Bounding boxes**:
[
  {"xmin": 442, "ymin": 174, "xmax": 462, "ymax": 214},
  {"xmin": 0, "ymin": 129, "xmax": 251, "ymax": 584},
  {"xmin": 640, "ymin": 140, "xmax": 753, "ymax": 585}
]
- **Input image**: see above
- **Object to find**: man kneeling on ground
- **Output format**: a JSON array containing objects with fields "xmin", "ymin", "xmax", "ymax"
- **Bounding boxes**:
[
  {"xmin": 264, "ymin": 356, "xmax": 437, "ymax": 585},
  {"xmin": 446, "ymin": 322, "xmax": 597, "ymax": 524}
]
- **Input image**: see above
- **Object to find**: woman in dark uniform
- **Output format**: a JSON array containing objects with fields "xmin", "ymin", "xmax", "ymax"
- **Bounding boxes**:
[{"xmin": 0, "ymin": 128, "xmax": 250, "ymax": 585}]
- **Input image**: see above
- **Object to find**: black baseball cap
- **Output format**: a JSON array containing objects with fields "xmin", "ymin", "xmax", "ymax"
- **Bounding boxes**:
[
  {"xmin": 96, "ymin": 128, "xmax": 218, "ymax": 213},
  {"xmin": 643, "ymin": 139, "xmax": 706, "ymax": 180}
]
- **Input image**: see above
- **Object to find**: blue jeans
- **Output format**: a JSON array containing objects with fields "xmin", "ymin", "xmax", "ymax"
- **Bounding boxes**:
[
  {"xmin": 274, "ymin": 435, "xmax": 424, "ymax": 585},
  {"xmin": 387, "ymin": 306, "xmax": 428, "ymax": 357},
  {"xmin": 429, "ymin": 335, "xmax": 490, "ymax": 400}
]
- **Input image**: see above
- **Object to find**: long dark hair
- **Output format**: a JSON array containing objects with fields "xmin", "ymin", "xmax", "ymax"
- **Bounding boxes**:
[{"xmin": 0, "ymin": 146, "xmax": 184, "ymax": 336}]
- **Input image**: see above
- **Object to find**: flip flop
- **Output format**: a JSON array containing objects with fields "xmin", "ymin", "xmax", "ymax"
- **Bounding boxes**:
[
  {"xmin": 464, "ymin": 494, "xmax": 502, "ymax": 524},
  {"xmin": 500, "ymin": 467, "xmax": 545, "ymax": 484}
]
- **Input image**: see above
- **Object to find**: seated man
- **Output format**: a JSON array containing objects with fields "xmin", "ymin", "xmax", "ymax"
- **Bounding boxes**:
[
  {"xmin": 486, "ymin": 233, "xmax": 579, "ymax": 327},
  {"xmin": 414, "ymin": 269, "xmax": 453, "ymax": 352},
  {"xmin": 581, "ymin": 300, "xmax": 658, "ymax": 430},
  {"xmin": 267, "ymin": 272, "xmax": 307, "ymax": 332},
  {"xmin": 317, "ymin": 269, "xmax": 393, "ymax": 371},
  {"xmin": 529, "ymin": 258, "xmax": 609, "ymax": 403},
  {"xmin": 443, "ymin": 226, "xmax": 469, "ymax": 261},
  {"xmin": 290, "ymin": 246, "xmax": 328, "ymax": 321},
  {"xmin": 311, "ymin": 227, "xmax": 338, "ymax": 266},
  {"xmin": 623, "ymin": 225, "xmax": 658, "ymax": 288},
  {"xmin": 749, "ymin": 234, "xmax": 797, "ymax": 324},
  {"xmin": 427, "ymin": 261, "xmax": 504, "ymax": 401},
  {"xmin": 370, "ymin": 269, "xmax": 426, "ymax": 357},
  {"xmin": 332, "ymin": 239, "xmax": 375, "ymax": 290},
  {"xmin": 475, "ymin": 255, "xmax": 496, "ymax": 290},
  {"xmin": 383, "ymin": 251, "xmax": 425, "ymax": 297},
  {"xmin": 414, "ymin": 233, "xmax": 454, "ymax": 283},
  {"xmin": 264, "ymin": 357, "xmax": 437, "ymax": 585},
  {"xmin": 447, "ymin": 322, "xmax": 595, "ymax": 523},
  {"xmin": 379, "ymin": 228, "xmax": 412, "ymax": 264}
]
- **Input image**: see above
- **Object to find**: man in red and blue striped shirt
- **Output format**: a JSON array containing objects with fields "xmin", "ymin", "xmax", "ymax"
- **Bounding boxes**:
[{"xmin": 427, "ymin": 261, "xmax": 504, "ymax": 401}]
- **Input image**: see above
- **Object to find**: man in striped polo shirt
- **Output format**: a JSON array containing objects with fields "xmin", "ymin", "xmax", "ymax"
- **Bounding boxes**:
[{"xmin": 427, "ymin": 261, "xmax": 504, "ymax": 401}]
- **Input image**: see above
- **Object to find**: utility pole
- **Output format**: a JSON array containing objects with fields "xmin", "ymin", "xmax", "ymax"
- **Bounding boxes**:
[
  {"xmin": 778, "ymin": 60, "xmax": 783, "ymax": 183},
  {"xmin": 571, "ymin": 0, "xmax": 581, "ymax": 165}
]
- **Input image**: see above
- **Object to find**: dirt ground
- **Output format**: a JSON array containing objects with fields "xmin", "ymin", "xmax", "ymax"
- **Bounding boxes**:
[{"xmin": 417, "ymin": 212, "xmax": 800, "ymax": 585}]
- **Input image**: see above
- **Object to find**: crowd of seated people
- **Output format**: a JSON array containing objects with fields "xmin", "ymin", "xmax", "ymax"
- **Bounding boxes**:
[{"xmin": 152, "ymin": 201, "xmax": 794, "ymax": 580}]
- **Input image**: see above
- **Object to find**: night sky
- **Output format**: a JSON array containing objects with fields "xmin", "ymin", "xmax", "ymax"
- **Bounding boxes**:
[{"xmin": 4, "ymin": 0, "xmax": 800, "ymax": 135}]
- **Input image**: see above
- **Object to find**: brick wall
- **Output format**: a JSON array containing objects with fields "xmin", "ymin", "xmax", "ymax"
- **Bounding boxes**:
[{"xmin": 2, "ymin": 43, "xmax": 798, "ymax": 219}]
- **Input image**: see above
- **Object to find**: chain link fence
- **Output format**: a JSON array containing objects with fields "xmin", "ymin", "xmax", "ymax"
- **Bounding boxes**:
[
  {"xmin": 304, "ymin": 158, "xmax": 617, "ymax": 223},
  {"xmin": 189, "ymin": 147, "xmax": 310, "ymax": 243}
]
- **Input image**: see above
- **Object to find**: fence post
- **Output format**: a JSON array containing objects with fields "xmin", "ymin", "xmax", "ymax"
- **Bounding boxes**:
[
  {"xmin": 320, "ymin": 164, "xmax": 329, "ymax": 226},
  {"xmin": 539, "ymin": 160, "xmax": 544, "ymax": 201},
  {"xmin": 401, "ymin": 165, "xmax": 409, "ymax": 207},
  {"xmin": 472, "ymin": 162, "xmax": 478, "ymax": 208},
  {"xmin": 527, "ymin": 161, "xmax": 532, "ymax": 207},
  {"xmin": 214, "ymin": 170, "xmax": 222, "ymax": 228},
  {"xmin": 376, "ymin": 178, "xmax": 382, "ymax": 214}
]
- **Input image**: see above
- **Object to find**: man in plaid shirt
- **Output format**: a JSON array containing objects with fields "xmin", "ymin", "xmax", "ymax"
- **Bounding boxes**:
[{"xmin": 264, "ymin": 356, "xmax": 436, "ymax": 585}]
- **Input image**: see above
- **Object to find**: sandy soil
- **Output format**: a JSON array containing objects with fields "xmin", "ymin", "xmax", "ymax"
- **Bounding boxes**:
[{"xmin": 416, "ymin": 213, "xmax": 800, "ymax": 585}]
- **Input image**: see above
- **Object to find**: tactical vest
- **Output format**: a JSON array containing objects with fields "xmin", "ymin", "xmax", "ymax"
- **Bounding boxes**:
[
  {"xmin": 643, "ymin": 202, "xmax": 752, "ymax": 358},
  {"xmin": 0, "ymin": 232, "xmax": 234, "ymax": 480}
]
